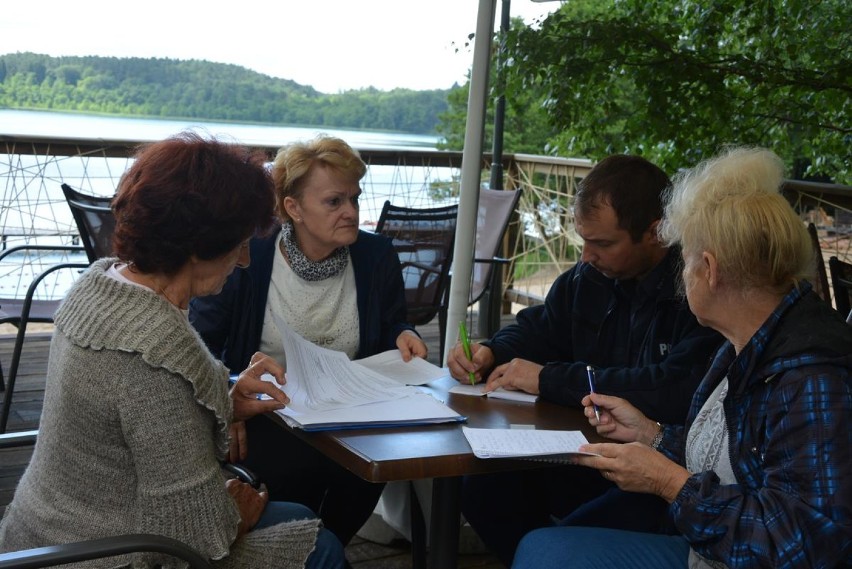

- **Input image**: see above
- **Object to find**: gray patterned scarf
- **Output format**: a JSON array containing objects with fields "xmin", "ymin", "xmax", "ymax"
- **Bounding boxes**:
[{"xmin": 280, "ymin": 221, "xmax": 349, "ymax": 282}]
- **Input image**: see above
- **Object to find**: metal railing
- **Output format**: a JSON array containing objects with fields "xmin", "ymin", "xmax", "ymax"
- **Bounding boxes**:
[
  {"xmin": 0, "ymin": 135, "xmax": 595, "ymax": 311},
  {"xmin": 2, "ymin": 135, "xmax": 850, "ymax": 314}
]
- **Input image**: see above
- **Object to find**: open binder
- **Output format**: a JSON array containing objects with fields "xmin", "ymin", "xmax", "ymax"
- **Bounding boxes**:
[{"xmin": 271, "ymin": 314, "xmax": 465, "ymax": 431}]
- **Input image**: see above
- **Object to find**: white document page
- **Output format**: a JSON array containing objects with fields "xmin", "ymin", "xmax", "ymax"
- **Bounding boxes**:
[
  {"xmin": 353, "ymin": 350, "xmax": 449, "ymax": 386},
  {"xmin": 462, "ymin": 426, "xmax": 597, "ymax": 458},
  {"xmin": 449, "ymin": 383, "xmax": 539, "ymax": 403},
  {"xmin": 273, "ymin": 314, "xmax": 414, "ymax": 413}
]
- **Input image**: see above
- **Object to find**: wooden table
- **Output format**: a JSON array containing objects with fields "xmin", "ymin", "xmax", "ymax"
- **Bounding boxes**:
[{"xmin": 268, "ymin": 376, "xmax": 602, "ymax": 569}]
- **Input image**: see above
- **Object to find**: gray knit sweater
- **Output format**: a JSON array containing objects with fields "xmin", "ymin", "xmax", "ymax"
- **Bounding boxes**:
[{"xmin": 0, "ymin": 259, "xmax": 320, "ymax": 568}]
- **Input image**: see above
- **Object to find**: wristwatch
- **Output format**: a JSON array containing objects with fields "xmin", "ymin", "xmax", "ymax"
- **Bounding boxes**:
[{"xmin": 651, "ymin": 422, "xmax": 664, "ymax": 450}]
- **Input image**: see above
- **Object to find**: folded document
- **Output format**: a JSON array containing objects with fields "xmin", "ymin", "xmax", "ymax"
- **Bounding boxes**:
[{"xmin": 449, "ymin": 383, "xmax": 538, "ymax": 403}]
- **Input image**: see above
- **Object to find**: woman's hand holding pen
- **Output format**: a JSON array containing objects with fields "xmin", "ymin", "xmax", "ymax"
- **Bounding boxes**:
[
  {"xmin": 576, "ymin": 393, "xmax": 689, "ymax": 502},
  {"xmin": 581, "ymin": 392, "xmax": 659, "ymax": 444},
  {"xmin": 447, "ymin": 342, "xmax": 495, "ymax": 384},
  {"xmin": 230, "ymin": 351, "xmax": 289, "ymax": 422}
]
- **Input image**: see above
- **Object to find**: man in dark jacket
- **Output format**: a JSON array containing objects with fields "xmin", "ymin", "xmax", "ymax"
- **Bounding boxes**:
[{"xmin": 446, "ymin": 155, "xmax": 723, "ymax": 566}]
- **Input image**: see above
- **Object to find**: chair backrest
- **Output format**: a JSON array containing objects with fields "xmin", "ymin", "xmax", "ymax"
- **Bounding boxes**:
[
  {"xmin": 828, "ymin": 256, "xmax": 852, "ymax": 317},
  {"xmin": 806, "ymin": 223, "xmax": 831, "ymax": 304},
  {"xmin": 469, "ymin": 188, "xmax": 522, "ymax": 305},
  {"xmin": 61, "ymin": 184, "xmax": 116, "ymax": 263},
  {"xmin": 375, "ymin": 201, "xmax": 459, "ymax": 326}
]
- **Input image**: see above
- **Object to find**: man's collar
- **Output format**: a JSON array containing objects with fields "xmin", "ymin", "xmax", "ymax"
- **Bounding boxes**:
[{"xmin": 617, "ymin": 247, "xmax": 676, "ymax": 299}]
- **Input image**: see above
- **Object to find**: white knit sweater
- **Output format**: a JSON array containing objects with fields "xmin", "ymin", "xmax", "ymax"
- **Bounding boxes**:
[{"xmin": 0, "ymin": 259, "xmax": 320, "ymax": 568}]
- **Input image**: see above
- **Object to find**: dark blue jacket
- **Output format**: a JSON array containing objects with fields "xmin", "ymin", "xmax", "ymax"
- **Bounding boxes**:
[
  {"xmin": 483, "ymin": 248, "xmax": 723, "ymax": 423},
  {"xmin": 661, "ymin": 284, "xmax": 852, "ymax": 568},
  {"xmin": 189, "ymin": 230, "xmax": 415, "ymax": 373}
]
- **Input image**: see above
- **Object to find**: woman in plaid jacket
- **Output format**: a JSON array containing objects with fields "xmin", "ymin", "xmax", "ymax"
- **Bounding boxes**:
[{"xmin": 514, "ymin": 147, "xmax": 852, "ymax": 569}]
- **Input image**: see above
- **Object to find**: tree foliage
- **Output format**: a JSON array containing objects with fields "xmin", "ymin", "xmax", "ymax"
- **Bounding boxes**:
[
  {"xmin": 437, "ymin": 17, "xmax": 560, "ymax": 155},
  {"xmin": 503, "ymin": 0, "xmax": 851, "ymax": 183},
  {"xmin": 0, "ymin": 53, "xmax": 450, "ymax": 134}
]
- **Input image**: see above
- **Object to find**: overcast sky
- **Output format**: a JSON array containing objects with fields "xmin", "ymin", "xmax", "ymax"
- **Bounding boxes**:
[{"xmin": 1, "ymin": 1, "xmax": 559, "ymax": 93}]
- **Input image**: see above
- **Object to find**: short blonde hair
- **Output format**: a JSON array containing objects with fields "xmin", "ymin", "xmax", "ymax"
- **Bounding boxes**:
[
  {"xmin": 272, "ymin": 135, "xmax": 367, "ymax": 221},
  {"xmin": 659, "ymin": 147, "xmax": 812, "ymax": 292}
]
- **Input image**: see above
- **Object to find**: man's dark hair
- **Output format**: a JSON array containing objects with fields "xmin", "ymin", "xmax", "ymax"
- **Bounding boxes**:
[{"xmin": 574, "ymin": 155, "xmax": 671, "ymax": 242}]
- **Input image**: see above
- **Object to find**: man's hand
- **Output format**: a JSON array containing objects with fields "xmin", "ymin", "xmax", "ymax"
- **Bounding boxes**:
[
  {"xmin": 483, "ymin": 358, "xmax": 542, "ymax": 395},
  {"xmin": 447, "ymin": 342, "xmax": 495, "ymax": 384},
  {"xmin": 230, "ymin": 352, "xmax": 289, "ymax": 422}
]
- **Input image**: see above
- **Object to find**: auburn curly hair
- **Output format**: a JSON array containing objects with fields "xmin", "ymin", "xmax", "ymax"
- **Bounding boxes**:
[{"xmin": 112, "ymin": 131, "xmax": 275, "ymax": 275}]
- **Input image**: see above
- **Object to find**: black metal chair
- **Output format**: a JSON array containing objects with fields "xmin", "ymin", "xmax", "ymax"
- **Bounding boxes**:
[
  {"xmin": 806, "ymin": 222, "xmax": 831, "ymax": 305},
  {"xmin": 468, "ymin": 188, "xmax": 522, "ymax": 306},
  {"xmin": 374, "ymin": 202, "xmax": 459, "ymax": 569},
  {"xmin": 828, "ymin": 256, "xmax": 852, "ymax": 318},
  {"xmin": 0, "ymin": 186, "xmax": 113, "ymax": 432},
  {"xmin": 0, "ymin": 245, "xmax": 88, "ymax": 433},
  {"xmin": 60, "ymin": 184, "xmax": 115, "ymax": 262},
  {"xmin": 375, "ymin": 201, "xmax": 459, "ymax": 362},
  {"xmin": 464, "ymin": 187, "xmax": 522, "ymax": 336},
  {"xmin": 0, "ymin": 534, "xmax": 213, "ymax": 569}
]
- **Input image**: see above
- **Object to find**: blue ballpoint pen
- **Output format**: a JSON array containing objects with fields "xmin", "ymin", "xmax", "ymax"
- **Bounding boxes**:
[{"xmin": 586, "ymin": 365, "xmax": 601, "ymax": 422}]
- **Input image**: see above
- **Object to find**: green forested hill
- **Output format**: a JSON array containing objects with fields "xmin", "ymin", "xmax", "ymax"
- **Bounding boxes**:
[{"xmin": 0, "ymin": 53, "xmax": 451, "ymax": 134}]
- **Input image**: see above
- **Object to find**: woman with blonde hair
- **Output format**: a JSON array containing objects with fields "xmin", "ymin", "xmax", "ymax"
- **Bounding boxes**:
[
  {"xmin": 512, "ymin": 147, "xmax": 852, "ymax": 568},
  {"xmin": 190, "ymin": 134, "xmax": 426, "ymax": 549}
]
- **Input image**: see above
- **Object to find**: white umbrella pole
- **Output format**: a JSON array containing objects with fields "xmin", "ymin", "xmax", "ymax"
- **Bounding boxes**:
[{"xmin": 443, "ymin": 0, "xmax": 496, "ymax": 363}]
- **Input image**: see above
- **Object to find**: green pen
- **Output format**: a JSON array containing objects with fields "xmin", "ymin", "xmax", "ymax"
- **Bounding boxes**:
[{"xmin": 459, "ymin": 320, "xmax": 476, "ymax": 385}]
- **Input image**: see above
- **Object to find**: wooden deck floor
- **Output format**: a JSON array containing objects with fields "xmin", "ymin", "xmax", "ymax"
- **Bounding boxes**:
[{"xmin": 0, "ymin": 313, "xmax": 513, "ymax": 568}]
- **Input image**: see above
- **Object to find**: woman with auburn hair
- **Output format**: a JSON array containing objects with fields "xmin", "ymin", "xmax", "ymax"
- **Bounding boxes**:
[
  {"xmin": 0, "ymin": 132, "xmax": 345, "ymax": 568},
  {"xmin": 190, "ymin": 134, "xmax": 426, "ymax": 548},
  {"xmin": 512, "ymin": 147, "xmax": 852, "ymax": 568}
]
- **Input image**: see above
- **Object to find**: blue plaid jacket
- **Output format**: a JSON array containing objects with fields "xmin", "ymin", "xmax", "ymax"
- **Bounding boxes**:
[{"xmin": 659, "ymin": 284, "xmax": 852, "ymax": 568}]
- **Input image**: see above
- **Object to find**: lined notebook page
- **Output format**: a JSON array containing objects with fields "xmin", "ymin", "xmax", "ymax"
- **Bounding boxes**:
[{"xmin": 462, "ymin": 426, "xmax": 597, "ymax": 459}]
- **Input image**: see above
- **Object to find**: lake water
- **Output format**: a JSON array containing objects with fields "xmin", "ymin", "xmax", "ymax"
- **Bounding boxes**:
[{"xmin": 0, "ymin": 109, "xmax": 440, "ymax": 150}]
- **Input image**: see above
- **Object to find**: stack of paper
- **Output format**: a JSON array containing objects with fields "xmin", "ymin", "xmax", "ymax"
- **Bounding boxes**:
[
  {"xmin": 277, "ymin": 392, "xmax": 464, "ymax": 431},
  {"xmin": 270, "ymin": 314, "xmax": 464, "ymax": 431}
]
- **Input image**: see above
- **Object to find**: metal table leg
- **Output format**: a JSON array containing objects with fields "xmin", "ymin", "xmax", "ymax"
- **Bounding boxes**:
[{"xmin": 428, "ymin": 476, "xmax": 462, "ymax": 569}]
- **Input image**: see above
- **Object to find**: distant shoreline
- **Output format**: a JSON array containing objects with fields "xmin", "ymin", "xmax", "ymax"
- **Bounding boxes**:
[{"xmin": 0, "ymin": 105, "xmax": 416, "ymax": 136}]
